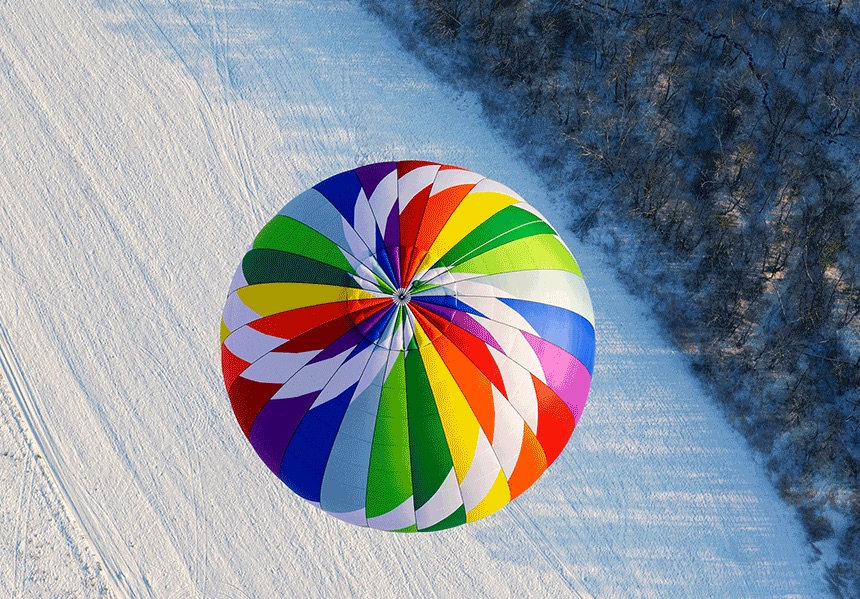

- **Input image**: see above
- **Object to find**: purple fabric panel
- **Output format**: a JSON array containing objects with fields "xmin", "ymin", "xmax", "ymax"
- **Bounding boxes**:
[
  {"xmin": 413, "ymin": 299, "xmax": 504, "ymax": 353},
  {"xmin": 356, "ymin": 304, "xmax": 394, "ymax": 337},
  {"xmin": 249, "ymin": 391, "xmax": 319, "ymax": 475},
  {"xmin": 384, "ymin": 202, "xmax": 401, "ymax": 283},
  {"xmin": 522, "ymin": 331, "xmax": 592, "ymax": 421},
  {"xmin": 355, "ymin": 162, "xmax": 396, "ymax": 200},
  {"xmin": 451, "ymin": 311, "xmax": 505, "ymax": 353},
  {"xmin": 310, "ymin": 327, "xmax": 364, "ymax": 363}
]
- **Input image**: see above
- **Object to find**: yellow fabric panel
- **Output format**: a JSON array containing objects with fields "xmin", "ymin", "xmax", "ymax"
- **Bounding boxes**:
[
  {"xmin": 414, "ymin": 191, "xmax": 519, "ymax": 275},
  {"xmin": 418, "ymin": 341, "xmax": 480, "ymax": 485},
  {"xmin": 235, "ymin": 283, "xmax": 376, "ymax": 317},
  {"xmin": 466, "ymin": 470, "xmax": 511, "ymax": 522},
  {"xmin": 220, "ymin": 318, "xmax": 230, "ymax": 344},
  {"xmin": 411, "ymin": 316, "xmax": 432, "ymax": 348},
  {"xmin": 452, "ymin": 234, "xmax": 583, "ymax": 277}
]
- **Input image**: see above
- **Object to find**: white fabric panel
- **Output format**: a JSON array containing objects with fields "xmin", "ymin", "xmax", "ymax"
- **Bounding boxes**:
[
  {"xmin": 353, "ymin": 343, "xmax": 391, "ymax": 399},
  {"xmin": 366, "ymin": 496, "xmax": 416, "ymax": 531},
  {"xmin": 453, "ymin": 270, "xmax": 595, "ymax": 326},
  {"xmin": 240, "ymin": 349, "xmax": 319, "ymax": 385},
  {"xmin": 460, "ymin": 295, "xmax": 539, "ymax": 336},
  {"xmin": 351, "ymin": 188, "xmax": 379, "ymax": 255},
  {"xmin": 329, "ymin": 507, "xmax": 367, "ymax": 527},
  {"xmin": 411, "ymin": 276, "xmax": 458, "ymax": 294},
  {"xmin": 413, "ymin": 266, "xmax": 448, "ymax": 285},
  {"xmin": 489, "ymin": 346, "xmax": 539, "ymax": 432},
  {"xmin": 459, "ymin": 428, "xmax": 505, "ymax": 512},
  {"xmin": 223, "ymin": 325, "xmax": 285, "ymax": 363},
  {"xmin": 222, "ymin": 291, "xmax": 263, "ymax": 332},
  {"xmin": 415, "ymin": 468, "xmax": 463, "ymax": 530},
  {"xmin": 342, "ymin": 217, "xmax": 375, "ymax": 263},
  {"xmin": 270, "ymin": 348, "xmax": 352, "ymax": 398},
  {"xmin": 397, "ymin": 164, "xmax": 439, "ymax": 212},
  {"xmin": 428, "ymin": 168, "xmax": 483, "ymax": 196},
  {"xmin": 311, "ymin": 344, "xmax": 374, "ymax": 408},
  {"xmin": 368, "ymin": 170, "xmax": 399, "ymax": 232},
  {"xmin": 227, "ymin": 261, "xmax": 248, "ymax": 295},
  {"xmin": 342, "ymin": 255, "xmax": 384, "ymax": 291},
  {"xmin": 375, "ymin": 310, "xmax": 401, "ymax": 355},
  {"xmin": 400, "ymin": 310, "xmax": 415, "ymax": 350},
  {"xmin": 467, "ymin": 178, "xmax": 525, "ymax": 202},
  {"xmin": 474, "ymin": 317, "xmax": 545, "ymax": 384},
  {"xmin": 491, "ymin": 386, "xmax": 526, "ymax": 478}
]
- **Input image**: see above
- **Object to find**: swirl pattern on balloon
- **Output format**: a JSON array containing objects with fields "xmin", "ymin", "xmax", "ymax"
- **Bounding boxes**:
[{"xmin": 220, "ymin": 161, "xmax": 595, "ymax": 532}]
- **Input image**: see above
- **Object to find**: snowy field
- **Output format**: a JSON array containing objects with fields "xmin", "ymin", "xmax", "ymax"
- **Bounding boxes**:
[{"xmin": 0, "ymin": 1, "xmax": 828, "ymax": 597}]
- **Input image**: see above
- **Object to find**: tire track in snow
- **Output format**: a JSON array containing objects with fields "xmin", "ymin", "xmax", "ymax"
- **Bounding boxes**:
[
  {"xmin": 126, "ymin": 0, "xmax": 256, "ymax": 219},
  {"xmin": 12, "ymin": 457, "xmax": 34, "ymax": 598},
  {"xmin": 508, "ymin": 502, "xmax": 591, "ymax": 599},
  {"xmin": 209, "ymin": 0, "xmax": 263, "ymax": 209},
  {"xmin": 131, "ymin": 0, "xmax": 262, "ymax": 220},
  {"xmin": 0, "ymin": 26, "xmax": 209, "ymax": 592},
  {"xmin": 0, "ymin": 321, "xmax": 121, "ymax": 599}
]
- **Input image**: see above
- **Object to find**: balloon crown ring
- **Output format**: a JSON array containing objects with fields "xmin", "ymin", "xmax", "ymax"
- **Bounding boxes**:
[{"xmin": 393, "ymin": 287, "xmax": 412, "ymax": 306}]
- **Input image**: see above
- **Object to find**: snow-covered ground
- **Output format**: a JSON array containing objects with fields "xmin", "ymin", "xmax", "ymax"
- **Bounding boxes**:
[{"xmin": 0, "ymin": 1, "xmax": 828, "ymax": 597}]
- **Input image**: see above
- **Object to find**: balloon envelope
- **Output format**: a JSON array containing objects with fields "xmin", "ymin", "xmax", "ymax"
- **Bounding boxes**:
[{"xmin": 221, "ymin": 161, "xmax": 595, "ymax": 532}]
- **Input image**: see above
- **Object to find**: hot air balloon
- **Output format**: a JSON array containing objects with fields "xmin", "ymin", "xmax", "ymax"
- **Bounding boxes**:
[{"xmin": 220, "ymin": 161, "xmax": 595, "ymax": 532}]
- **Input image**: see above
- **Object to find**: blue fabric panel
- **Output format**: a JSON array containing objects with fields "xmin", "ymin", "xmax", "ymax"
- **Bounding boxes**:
[
  {"xmin": 412, "ymin": 294, "xmax": 485, "ymax": 318},
  {"xmin": 500, "ymin": 298, "xmax": 595, "ymax": 374},
  {"xmin": 313, "ymin": 170, "xmax": 362, "ymax": 225},
  {"xmin": 279, "ymin": 384, "xmax": 358, "ymax": 502}
]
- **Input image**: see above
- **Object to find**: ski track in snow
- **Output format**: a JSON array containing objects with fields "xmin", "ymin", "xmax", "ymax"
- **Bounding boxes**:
[
  {"xmin": 0, "ymin": 0, "xmax": 828, "ymax": 597},
  {"xmin": 0, "ymin": 323, "xmax": 111, "ymax": 597}
]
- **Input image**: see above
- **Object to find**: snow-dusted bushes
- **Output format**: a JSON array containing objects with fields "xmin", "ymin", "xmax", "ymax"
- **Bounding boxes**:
[{"xmin": 366, "ymin": 0, "xmax": 860, "ymax": 595}]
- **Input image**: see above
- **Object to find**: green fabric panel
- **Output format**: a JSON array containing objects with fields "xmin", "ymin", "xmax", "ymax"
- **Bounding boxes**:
[
  {"xmin": 422, "ymin": 504, "xmax": 467, "ymax": 532},
  {"xmin": 375, "ymin": 273, "xmax": 395, "ymax": 295},
  {"xmin": 439, "ymin": 221, "xmax": 555, "ymax": 270},
  {"xmin": 436, "ymin": 206, "xmax": 546, "ymax": 267},
  {"xmin": 449, "ymin": 234, "xmax": 582, "ymax": 277},
  {"xmin": 242, "ymin": 249, "xmax": 361, "ymax": 288},
  {"xmin": 405, "ymin": 350, "xmax": 455, "ymax": 511},
  {"xmin": 254, "ymin": 215, "xmax": 354, "ymax": 273},
  {"xmin": 410, "ymin": 280, "xmax": 438, "ymax": 294},
  {"xmin": 394, "ymin": 524, "xmax": 419, "ymax": 533},
  {"xmin": 366, "ymin": 352, "xmax": 413, "ymax": 519}
]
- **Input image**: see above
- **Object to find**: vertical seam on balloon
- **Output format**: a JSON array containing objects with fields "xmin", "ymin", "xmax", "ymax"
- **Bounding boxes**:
[
  {"xmin": 277, "ymin": 340, "xmax": 377, "ymax": 500},
  {"xmin": 400, "ymin": 315, "xmax": 419, "ymax": 529},
  {"xmin": 398, "ymin": 309, "xmax": 417, "ymax": 530},
  {"xmin": 357, "ymin": 165, "xmax": 400, "ymax": 290},
  {"xmin": 415, "ymin": 311, "xmax": 514, "ymax": 508},
  {"xmin": 361, "ymin": 340, "xmax": 389, "ymax": 524},
  {"xmin": 408, "ymin": 318, "xmax": 469, "ymax": 529},
  {"xmin": 318, "ymin": 340, "xmax": 389, "ymax": 520},
  {"xmin": 406, "ymin": 177, "xmax": 486, "ymax": 283},
  {"xmin": 363, "ymin": 341, "xmax": 409, "ymax": 529},
  {"xmin": 399, "ymin": 164, "xmax": 444, "ymax": 288}
]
